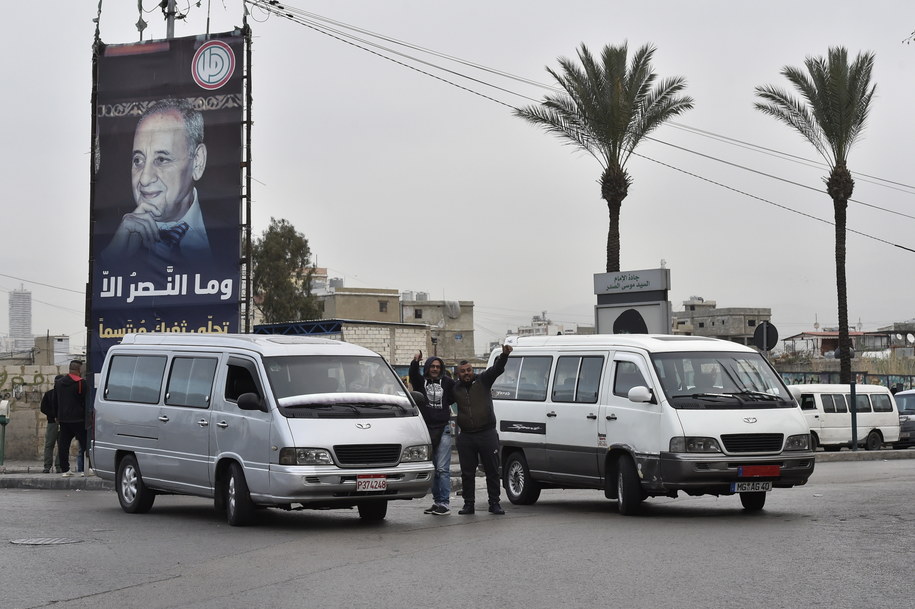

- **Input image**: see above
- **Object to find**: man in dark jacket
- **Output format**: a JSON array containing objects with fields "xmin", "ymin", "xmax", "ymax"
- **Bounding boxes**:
[
  {"xmin": 55, "ymin": 361, "xmax": 87, "ymax": 477},
  {"xmin": 409, "ymin": 351, "xmax": 455, "ymax": 515},
  {"xmin": 454, "ymin": 343, "xmax": 512, "ymax": 515},
  {"xmin": 39, "ymin": 376, "xmax": 63, "ymax": 473}
]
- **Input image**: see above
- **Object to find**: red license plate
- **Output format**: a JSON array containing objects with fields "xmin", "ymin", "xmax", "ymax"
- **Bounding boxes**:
[
  {"xmin": 738, "ymin": 465, "xmax": 780, "ymax": 478},
  {"xmin": 356, "ymin": 474, "xmax": 387, "ymax": 492}
]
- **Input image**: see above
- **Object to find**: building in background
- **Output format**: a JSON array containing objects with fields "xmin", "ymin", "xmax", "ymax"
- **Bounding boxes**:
[
  {"xmin": 489, "ymin": 312, "xmax": 595, "ymax": 354},
  {"xmin": 400, "ymin": 292, "xmax": 475, "ymax": 362},
  {"xmin": 671, "ymin": 296, "xmax": 771, "ymax": 346},
  {"xmin": 8, "ymin": 287, "xmax": 32, "ymax": 352}
]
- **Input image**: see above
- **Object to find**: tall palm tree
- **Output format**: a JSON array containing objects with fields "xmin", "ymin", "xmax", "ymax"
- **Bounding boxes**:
[
  {"xmin": 755, "ymin": 47, "xmax": 876, "ymax": 383},
  {"xmin": 515, "ymin": 42, "xmax": 693, "ymax": 273}
]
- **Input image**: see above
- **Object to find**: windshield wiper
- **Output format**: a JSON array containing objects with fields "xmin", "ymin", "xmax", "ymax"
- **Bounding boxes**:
[
  {"xmin": 358, "ymin": 402, "xmax": 408, "ymax": 412},
  {"xmin": 672, "ymin": 392, "xmax": 731, "ymax": 400},
  {"xmin": 728, "ymin": 390, "xmax": 780, "ymax": 401}
]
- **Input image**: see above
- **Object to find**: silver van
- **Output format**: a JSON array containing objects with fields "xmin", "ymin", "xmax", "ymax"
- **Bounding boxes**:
[{"xmin": 92, "ymin": 333, "xmax": 433, "ymax": 525}]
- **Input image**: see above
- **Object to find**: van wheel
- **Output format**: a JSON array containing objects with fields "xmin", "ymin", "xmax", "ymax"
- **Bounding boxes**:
[
  {"xmin": 864, "ymin": 431, "xmax": 882, "ymax": 451},
  {"xmin": 225, "ymin": 462, "xmax": 256, "ymax": 526},
  {"xmin": 357, "ymin": 500, "xmax": 388, "ymax": 521},
  {"xmin": 740, "ymin": 491, "xmax": 766, "ymax": 511},
  {"xmin": 616, "ymin": 456, "xmax": 643, "ymax": 516},
  {"xmin": 117, "ymin": 454, "xmax": 155, "ymax": 514},
  {"xmin": 503, "ymin": 452, "xmax": 541, "ymax": 505},
  {"xmin": 809, "ymin": 433, "xmax": 819, "ymax": 451}
]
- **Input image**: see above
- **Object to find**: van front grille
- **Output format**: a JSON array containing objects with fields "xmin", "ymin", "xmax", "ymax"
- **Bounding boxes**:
[
  {"xmin": 333, "ymin": 444, "xmax": 401, "ymax": 466},
  {"xmin": 720, "ymin": 433, "xmax": 784, "ymax": 453}
]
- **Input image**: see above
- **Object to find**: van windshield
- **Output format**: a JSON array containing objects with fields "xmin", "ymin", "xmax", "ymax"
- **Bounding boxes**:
[
  {"xmin": 896, "ymin": 393, "xmax": 915, "ymax": 414},
  {"xmin": 651, "ymin": 351, "xmax": 795, "ymax": 409},
  {"xmin": 263, "ymin": 355, "xmax": 414, "ymax": 418}
]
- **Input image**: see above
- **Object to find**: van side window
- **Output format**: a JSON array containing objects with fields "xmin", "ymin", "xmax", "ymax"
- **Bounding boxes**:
[
  {"xmin": 105, "ymin": 355, "xmax": 167, "ymax": 403},
  {"xmin": 614, "ymin": 361, "xmax": 647, "ymax": 397},
  {"xmin": 830, "ymin": 394, "xmax": 848, "ymax": 413},
  {"xmin": 821, "ymin": 394, "xmax": 836, "ymax": 413},
  {"xmin": 491, "ymin": 356, "xmax": 551, "ymax": 401},
  {"xmin": 552, "ymin": 356, "xmax": 603, "ymax": 403},
  {"xmin": 799, "ymin": 394, "xmax": 816, "ymax": 411},
  {"xmin": 166, "ymin": 357, "xmax": 218, "ymax": 408},
  {"xmin": 225, "ymin": 362, "xmax": 260, "ymax": 402},
  {"xmin": 871, "ymin": 394, "xmax": 893, "ymax": 413},
  {"xmin": 853, "ymin": 395, "xmax": 872, "ymax": 413}
]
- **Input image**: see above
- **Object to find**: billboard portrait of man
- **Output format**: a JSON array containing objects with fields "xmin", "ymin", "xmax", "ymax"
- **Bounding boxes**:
[
  {"xmin": 88, "ymin": 32, "xmax": 246, "ymax": 374},
  {"xmin": 101, "ymin": 98, "xmax": 212, "ymax": 268}
]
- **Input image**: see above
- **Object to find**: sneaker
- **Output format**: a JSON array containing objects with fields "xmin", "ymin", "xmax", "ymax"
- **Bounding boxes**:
[
  {"xmin": 430, "ymin": 504, "xmax": 451, "ymax": 516},
  {"xmin": 423, "ymin": 504, "xmax": 438, "ymax": 514},
  {"xmin": 458, "ymin": 504, "xmax": 475, "ymax": 515},
  {"xmin": 61, "ymin": 471, "xmax": 74, "ymax": 477},
  {"xmin": 42, "ymin": 469, "xmax": 51, "ymax": 474},
  {"xmin": 488, "ymin": 503, "xmax": 505, "ymax": 515}
]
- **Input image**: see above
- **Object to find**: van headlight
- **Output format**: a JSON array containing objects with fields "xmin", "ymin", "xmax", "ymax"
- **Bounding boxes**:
[
  {"xmin": 279, "ymin": 448, "xmax": 334, "ymax": 465},
  {"xmin": 401, "ymin": 444, "xmax": 431, "ymax": 462},
  {"xmin": 784, "ymin": 434, "xmax": 811, "ymax": 451},
  {"xmin": 669, "ymin": 436, "xmax": 722, "ymax": 453}
]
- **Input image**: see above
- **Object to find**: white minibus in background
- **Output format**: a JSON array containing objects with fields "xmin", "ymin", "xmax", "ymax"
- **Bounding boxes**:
[
  {"xmin": 490, "ymin": 334, "xmax": 814, "ymax": 515},
  {"xmin": 787, "ymin": 384, "xmax": 900, "ymax": 451}
]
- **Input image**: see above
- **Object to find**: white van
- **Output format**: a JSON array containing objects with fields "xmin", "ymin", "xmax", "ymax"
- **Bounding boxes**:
[
  {"xmin": 787, "ymin": 384, "xmax": 900, "ymax": 451},
  {"xmin": 490, "ymin": 334, "xmax": 814, "ymax": 515},
  {"xmin": 92, "ymin": 333, "xmax": 433, "ymax": 525}
]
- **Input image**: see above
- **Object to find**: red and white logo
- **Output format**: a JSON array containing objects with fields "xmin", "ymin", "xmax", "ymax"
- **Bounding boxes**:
[{"xmin": 192, "ymin": 40, "xmax": 235, "ymax": 90}]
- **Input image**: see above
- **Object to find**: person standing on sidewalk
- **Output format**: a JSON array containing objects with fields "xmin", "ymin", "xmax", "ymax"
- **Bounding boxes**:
[
  {"xmin": 409, "ymin": 351, "xmax": 455, "ymax": 516},
  {"xmin": 39, "ymin": 376, "xmax": 63, "ymax": 473},
  {"xmin": 454, "ymin": 343, "xmax": 512, "ymax": 515},
  {"xmin": 55, "ymin": 361, "xmax": 87, "ymax": 477}
]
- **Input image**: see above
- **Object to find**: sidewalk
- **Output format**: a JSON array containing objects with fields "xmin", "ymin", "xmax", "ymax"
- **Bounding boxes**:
[{"xmin": 2, "ymin": 448, "xmax": 912, "ymax": 491}]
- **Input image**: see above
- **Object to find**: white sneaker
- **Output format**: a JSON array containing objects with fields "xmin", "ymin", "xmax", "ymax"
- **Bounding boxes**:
[
  {"xmin": 80, "ymin": 472, "xmax": 86, "ymax": 477},
  {"xmin": 61, "ymin": 471, "xmax": 74, "ymax": 477}
]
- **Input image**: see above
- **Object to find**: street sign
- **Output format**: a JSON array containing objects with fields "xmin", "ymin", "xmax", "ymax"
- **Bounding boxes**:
[{"xmin": 753, "ymin": 321, "xmax": 778, "ymax": 351}]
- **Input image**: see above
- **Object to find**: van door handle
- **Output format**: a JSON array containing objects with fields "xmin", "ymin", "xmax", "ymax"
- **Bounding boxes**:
[
  {"xmin": 606, "ymin": 413, "xmax": 617, "ymax": 421},
  {"xmin": 586, "ymin": 413, "xmax": 597, "ymax": 420},
  {"xmin": 197, "ymin": 419, "xmax": 209, "ymax": 427},
  {"xmin": 158, "ymin": 415, "xmax": 169, "ymax": 423},
  {"xmin": 547, "ymin": 411, "xmax": 557, "ymax": 418},
  {"xmin": 216, "ymin": 421, "xmax": 229, "ymax": 429}
]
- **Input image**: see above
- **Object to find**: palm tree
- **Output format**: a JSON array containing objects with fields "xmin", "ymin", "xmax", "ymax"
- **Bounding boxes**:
[
  {"xmin": 515, "ymin": 42, "xmax": 693, "ymax": 272},
  {"xmin": 755, "ymin": 47, "xmax": 876, "ymax": 383}
]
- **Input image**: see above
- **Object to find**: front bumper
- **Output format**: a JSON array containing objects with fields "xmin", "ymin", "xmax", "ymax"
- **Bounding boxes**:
[{"xmin": 643, "ymin": 451, "xmax": 815, "ymax": 495}]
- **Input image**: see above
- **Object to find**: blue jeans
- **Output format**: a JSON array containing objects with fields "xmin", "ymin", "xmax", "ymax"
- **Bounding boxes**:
[{"xmin": 432, "ymin": 424, "xmax": 453, "ymax": 506}]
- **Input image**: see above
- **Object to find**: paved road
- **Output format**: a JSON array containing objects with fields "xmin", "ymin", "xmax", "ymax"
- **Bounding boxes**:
[{"xmin": 1, "ymin": 459, "xmax": 913, "ymax": 609}]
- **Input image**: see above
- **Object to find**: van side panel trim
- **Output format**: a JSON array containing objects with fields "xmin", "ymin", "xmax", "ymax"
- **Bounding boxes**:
[{"xmin": 500, "ymin": 420, "xmax": 546, "ymax": 435}]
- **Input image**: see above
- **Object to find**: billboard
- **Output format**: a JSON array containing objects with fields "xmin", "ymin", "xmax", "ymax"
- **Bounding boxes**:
[{"xmin": 89, "ymin": 31, "xmax": 246, "ymax": 373}]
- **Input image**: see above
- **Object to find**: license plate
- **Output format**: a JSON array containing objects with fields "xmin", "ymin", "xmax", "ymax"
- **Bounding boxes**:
[
  {"xmin": 731, "ymin": 481, "xmax": 772, "ymax": 492},
  {"xmin": 356, "ymin": 474, "xmax": 387, "ymax": 492}
]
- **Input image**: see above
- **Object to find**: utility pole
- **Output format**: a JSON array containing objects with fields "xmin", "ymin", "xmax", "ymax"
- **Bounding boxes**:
[{"xmin": 165, "ymin": 0, "xmax": 177, "ymax": 39}]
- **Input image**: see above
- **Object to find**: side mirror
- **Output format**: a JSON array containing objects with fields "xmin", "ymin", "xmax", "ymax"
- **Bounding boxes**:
[
  {"xmin": 237, "ymin": 392, "xmax": 265, "ymax": 412},
  {"xmin": 628, "ymin": 386, "xmax": 654, "ymax": 404},
  {"xmin": 411, "ymin": 390, "xmax": 428, "ymax": 408}
]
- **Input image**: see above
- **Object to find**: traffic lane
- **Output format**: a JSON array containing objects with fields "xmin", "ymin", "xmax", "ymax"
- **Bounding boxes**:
[{"xmin": 1, "ymin": 460, "xmax": 912, "ymax": 609}]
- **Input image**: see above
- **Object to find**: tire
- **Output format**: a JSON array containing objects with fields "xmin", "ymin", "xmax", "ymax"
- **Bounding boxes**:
[
  {"xmin": 116, "ymin": 454, "xmax": 155, "ymax": 514},
  {"xmin": 225, "ymin": 462, "xmax": 256, "ymax": 526},
  {"xmin": 740, "ymin": 491, "xmax": 766, "ymax": 511},
  {"xmin": 823, "ymin": 445, "xmax": 841, "ymax": 452},
  {"xmin": 809, "ymin": 433, "xmax": 819, "ymax": 451},
  {"xmin": 503, "ymin": 452, "xmax": 541, "ymax": 505},
  {"xmin": 864, "ymin": 431, "xmax": 882, "ymax": 451},
  {"xmin": 357, "ymin": 500, "xmax": 388, "ymax": 521},
  {"xmin": 616, "ymin": 456, "xmax": 643, "ymax": 516}
]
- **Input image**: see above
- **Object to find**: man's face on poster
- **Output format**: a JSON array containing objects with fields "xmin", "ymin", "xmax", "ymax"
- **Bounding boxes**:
[{"xmin": 131, "ymin": 109, "xmax": 206, "ymax": 223}]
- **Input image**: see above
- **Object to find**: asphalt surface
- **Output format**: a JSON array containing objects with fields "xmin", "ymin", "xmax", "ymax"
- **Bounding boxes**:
[{"xmin": 1, "ymin": 447, "xmax": 912, "ymax": 490}]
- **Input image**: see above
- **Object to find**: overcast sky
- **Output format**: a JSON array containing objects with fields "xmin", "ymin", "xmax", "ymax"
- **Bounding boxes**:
[{"xmin": 2, "ymin": 1, "xmax": 914, "ymax": 354}]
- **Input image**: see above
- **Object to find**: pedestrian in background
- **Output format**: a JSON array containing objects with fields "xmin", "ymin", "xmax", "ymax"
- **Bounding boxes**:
[
  {"xmin": 454, "ymin": 343, "xmax": 512, "ymax": 515},
  {"xmin": 409, "ymin": 351, "xmax": 455, "ymax": 515},
  {"xmin": 39, "ymin": 376, "xmax": 62, "ymax": 474},
  {"xmin": 55, "ymin": 360, "xmax": 87, "ymax": 477}
]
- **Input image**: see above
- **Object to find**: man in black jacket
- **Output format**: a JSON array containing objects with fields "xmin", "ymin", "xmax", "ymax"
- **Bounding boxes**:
[
  {"xmin": 39, "ymin": 376, "xmax": 63, "ymax": 473},
  {"xmin": 55, "ymin": 361, "xmax": 87, "ymax": 477},
  {"xmin": 454, "ymin": 343, "xmax": 512, "ymax": 515}
]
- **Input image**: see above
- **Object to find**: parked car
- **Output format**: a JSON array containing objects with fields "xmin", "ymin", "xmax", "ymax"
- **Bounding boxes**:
[
  {"xmin": 787, "ymin": 384, "xmax": 900, "ymax": 451},
  {"xmin": 893, "ymin": 389, "xmax": 915, "ymax": 449}
]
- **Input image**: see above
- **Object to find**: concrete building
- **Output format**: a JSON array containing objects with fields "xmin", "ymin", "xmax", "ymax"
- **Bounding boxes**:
[
  {"xmin": 318, "ymin": 286, "xmax": 402, "ymax": 324},
  {"xmin": 400, "ymin": 295, "xmax": 475, "ymax": 363},
  {"xmin": 8, "ymin": 287, "xmax": 32, "ymax": 352},
  {"xmin": 671, "ymin": 296, "xmax": 771, "ymax": 346}
]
